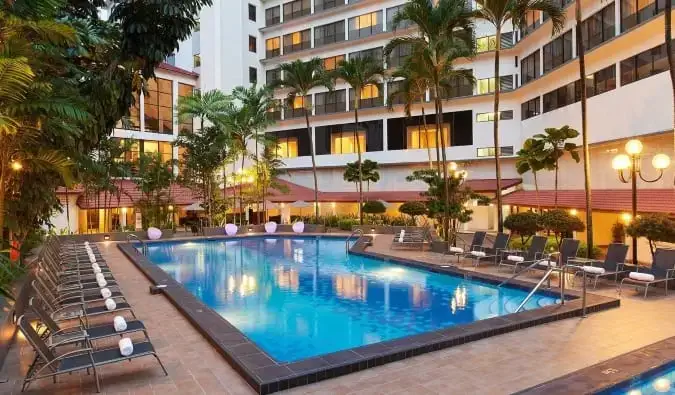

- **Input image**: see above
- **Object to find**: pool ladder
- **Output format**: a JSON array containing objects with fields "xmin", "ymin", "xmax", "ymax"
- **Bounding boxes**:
[
  {"xmin": 126, "ymin": 233, "xmax": 148, "ymax": 255},
  {"xmin": 345, "ymin": 229, "xmax": 364, "ymax": 252}
]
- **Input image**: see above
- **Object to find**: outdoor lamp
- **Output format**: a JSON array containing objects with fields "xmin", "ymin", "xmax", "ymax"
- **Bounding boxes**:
[
  {"xmin": 624, "ymin": 139, "xmax": 643, "ymax": 156},
  {"xmin": 10, "ymin": 161, "xmax": 22, "ymax": 171},
  {"xmin": 611, "ymin": 154, "xmax": 630, "ymax": 170},
  {"xmin": 104, "ymin": 234, "xmax": 110, "ymax": 241},
  {"xmin": 448, "ymin": 162, "xmax": 458, "ymax": 171},
  {"xmin": 652, "ymin": 153, "xmax": 671, "ymax": 170},
  {"xmin": 167, "ymin": 205, "xmax": 174, "ymax": 212}
]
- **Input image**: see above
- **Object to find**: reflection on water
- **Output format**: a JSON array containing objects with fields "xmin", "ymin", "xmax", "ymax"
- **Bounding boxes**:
[{"xmin": 146, "ymin": 237, "xmax": 559, "ymax": 362}]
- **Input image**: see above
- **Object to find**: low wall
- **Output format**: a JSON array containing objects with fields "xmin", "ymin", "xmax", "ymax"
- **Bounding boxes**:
[{"xmin": 58, "ymin": 229, "xmax": 175, "ymax": 242}]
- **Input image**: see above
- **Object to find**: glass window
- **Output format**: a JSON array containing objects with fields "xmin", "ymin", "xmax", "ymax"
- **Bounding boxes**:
[
  {"xmin": 266, "ymin": 68, "xmax": 281, "ymax": 85},
  {"xmin": 276, "ymin": 137, "xmax": 299, "ymax": 158},
  {"xmin": 286, "ymin": 95, "xmax": 311, "ymax": 118},
  {"xmin": 267, "ymin": 99, "xmax": 282, "ymax": 121},
  {"xmin": 145, "ymin": 78, "xmax": 173, "ymax": 134},
  {"xmin": 387, "ymin": 43, "xmax": 412, "ymax": 69},
  {"xmin": 249, "ymin": 67, "xmax": 257, "ymax": 84},
  {"xmin": 283, "ymin": 29, "xmax": 311, "ymax": 54},
  {"xmin": 249, "ymin": 35, "xmax": 257, "ymax": 53},
  {"xmin": 349, "ymin": 11, "xmax": 383, "ymax": 40},
  {"xmin": 521, "ymin": 97, "xmax": 540, "ymax": 120},
  {"xmin": 588, "ymin": 65, "xmax": 616, "ymax": 97},
  {"xmin": 476, "ymin": 77, "xmax": 496, "ymax": 94},
  {"xmin": 331, "ymin": 130, "xmax": 366, "ymax": 154},
  {"xmin": 315, "ymin": 0, "xmax": 343, "ymax": 12},
  {"xmin": 248, "ymin": 4, "xmax": 256, "ymax": 21},
  {"xmin": 349, "ymin": 47, "xmax": 384, "ymax": 63},
  {"xmin": 620, "ymin": 42, "xmax": 669, "ymax": 85},
  {"xmin": 315, "ymin": 21, "xmax": 345, "ymax": 47},
  {"xmin": 350, "ymin": 83, "xmax": 383, "ymax": 108},
  {"xmin": 266, "ymin": 37, "xmax": 281, "ymax": 58},
  {"xmin": 521, "ymin": 50, "xmax": 540, "ymax": 84},
  {"xmin": 476, "ymin": 35, "xmax": 497, "ymax": 53},
  {"xmin": 322, "ymin": 55, "xmax": 345, "ymax": 71},
  {"xmin": 582, "ymin": 3, "xmax": 615, "ymax": 51},
  {"xmin": 387, "ymin": 5, "xmax": 413, "ymax": 30},
  {"xmin": 477, "ymin": 146, "xmax": 514, "ymax": 157},
  {"xmin": 543, "ymin": 30, "xmax": 573, "ymax": 74},
  {"xmin": 283, "ymin": 0, "xmax": 311, "ymax": 21},
  {"xmin": 315, "ymin": 90, "xmax": 346, "ymax": 114},
  {"xmin": 406, "ymin": 124, "xmax": 450, "ymax": 149},
  {"xmin": 265, "ymin": 6, "xmax": 281, "ymax": 26},
  {"xmin": 116, "ymin": 91, "xmax": 141, "ymax": 130},
  {"xmin": 476, "ymin": 110, "xmax": 514, "ymax": 122},
  {"xmin": 621, "ymin": 0, "xmax": 668, "ymax": 31},
  {"xmin": 178, "ymin": 83, "xmax": 194, "ymax": 133},
  {"xmin": 193, "ymin": 54, "xmax": 201, "ymax": 68}
]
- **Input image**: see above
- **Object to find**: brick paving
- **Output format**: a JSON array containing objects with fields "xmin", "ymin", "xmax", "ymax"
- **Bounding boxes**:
[{"xmin": 1, "ymin": 236, "xmax": 675, "ymax": 394}]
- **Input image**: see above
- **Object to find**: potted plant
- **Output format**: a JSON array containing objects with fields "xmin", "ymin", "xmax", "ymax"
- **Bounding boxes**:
[{"xmin": 611, "ymin": 222, "xmax": 626, "ymax": 244}]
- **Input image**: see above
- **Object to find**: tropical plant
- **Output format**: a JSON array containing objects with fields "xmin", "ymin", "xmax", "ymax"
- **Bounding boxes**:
[
  {"xmin": 176, "ymin": 90, "xmax": 230, "ymax": 131},
  {"xmin": 253, "ymin": 142, "xmax": 290, "ymax": 222},
  {"xmin": 362, "ymin": 201, "xmax": 387, "ymax": 217},
  {"xmin": 343, "ymin": 160, "xmax": 380, "ymax": 194},
  {"xmin": 333, "ymin": 57, "xmax": 384, "ymax": 224},
  {"xmin": 626, "ymin": 214, "xmax": 675, "ymax": 257},
  {"xmin": 385, "ymin": 0, "xmax": 476, "ymax": 241},
  {"xmin": 539, "ymin": 209, "xmax": 585, "ymax": 247},
  {"xmin": 274, "ymin": 58, "xmax": 334, "ymax": 220},
  {"xmin": 473, "ymin": 0, "xmax": 565, "ymax": 233},
  {"xmin": 532, "ymin": 126, "xmax": 581, "ymax": 207},
  {"xmin": 503, "ymin": 211, "xmax": 542, "ymax": 244},
  {"xmin": 132, "ymin": 152, "xmax": 176, "ymax": 229},
  {"xmin": 399, "ymin": 201, "xmax": 428, "ymax": 225},
  {"xmin": 515, "ymin": 138, "xmax": 553, "ymax": 211},
  {"xmin": 611, "ymin": 222, "xmax": 626, "ymax": 243}
]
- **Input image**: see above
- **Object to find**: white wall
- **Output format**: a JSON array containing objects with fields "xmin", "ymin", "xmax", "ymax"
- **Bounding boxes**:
[{"xmin": 50, "ymin": 194, "xmax": 80, "ymax": 234}]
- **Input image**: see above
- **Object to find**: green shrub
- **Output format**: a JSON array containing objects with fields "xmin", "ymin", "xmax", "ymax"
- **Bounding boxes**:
[
  {"xmin": 398, "ymin": 201, "xmax": 427, "ymax": 224},
  {"xmin": 627, "ymin": 214, "xmax": 675, "ymax": 257},
  {"xmin": 362, "ymin": 201, "xmax": 387, "ymax": 215},
  {"xmin": 338, "ymin": 219, "xmax": 358, "ymax": 231},
  {"xmin": 578, "ymin": 242, "xmax": 602, "ymax": 259},
  {"xmin": 611, "ymin": 222, "xmax": 626, "ymax": 243},
  {"xmin": 540, "ymin": 209, "xmax": 585, "ymax": 247},
  {"xmin": 504, "ymin": 212, "xmax": 542, "ymax": 244}
]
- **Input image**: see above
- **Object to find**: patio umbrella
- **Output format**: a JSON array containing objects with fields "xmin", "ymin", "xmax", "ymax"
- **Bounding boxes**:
[
  {"xmin": 184, "ymin": 202, "xmax": 204, "ymax": 211},
  {"xmin": 290, "ymin": 200, "xmax": 312, "ymax": 216}
]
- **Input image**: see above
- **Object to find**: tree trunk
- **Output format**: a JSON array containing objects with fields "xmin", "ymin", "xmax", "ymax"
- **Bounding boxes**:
[
  {"xmin": 65, "ymin": 187, "xmax": 70, "ymax": 234},
  {"xmin": 426, "ymin": 103, "xmax": 441, "ymax": 176},
  {"xmin": 534, "ymin": 170, "xmax": 541, "ymax": 212},
  {"xmin": 576, "ymin": 0, "xmax": 594, "ymax": 257},
  {"xmin": 666, "ymin": 0, "xmax": 675, "ymax": 167},
  {"xmin": 255, "ymin": 129, "xmax": 262, "ymax": 225},
  {"xmin": 493, "ymin": 27, "xmax": 504, "ymax": 233},
  {"xmin": 419, "ymin": 104, "xmax": 433, "ymax": 169},
  {"xmin": 354, "ymin": 102, "xmax": 364, "ymax": 225},
  {"xmin": 304, "ymin": 108, "xmax": 319, "ymax": 221},
  {"xmin": 554, "ymin": 159, "xmax": 559, "ymax": 208},
  {"xmin": 240, "ymin": 154, "xmax": 245, "ymax": 225},
  {"xmin": 435, "ymin": 89, "xmax": 450, "ymax": 242}
]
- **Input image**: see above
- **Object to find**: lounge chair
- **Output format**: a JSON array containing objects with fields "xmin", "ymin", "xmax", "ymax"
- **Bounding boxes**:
[
  {"xmin": 570, "ymin": 243, "xmax": 629, "ymax": 288},
  {"xmin": 445, "ymin": 231, "xmax": 487, "ymax": 263},
  {"xmin": 619, "ymin": 248, "xmax": 675, "ymax": 298},
  {"xmin": 528, "ymin": 238, "xmax": 580, "ymax": 273},
  {"xmin": 498, "ymin": 235, "xmax": 548, "ymax": 272},
  {"xmin": 17, "ymin": 315, "xmax": 167, "ymax": 392},
  {"xmin": 391, "ymin": 228, "xmax": 429, "ymax": 250},
  {"xmin": 468, "ymin": 232, "xmax": 511, "ymax": 267}
]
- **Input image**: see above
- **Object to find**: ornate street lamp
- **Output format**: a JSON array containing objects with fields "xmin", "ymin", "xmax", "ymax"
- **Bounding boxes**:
[{"xmin": 612, "ymin": 139, "xmax": 671, "ymax": 264}]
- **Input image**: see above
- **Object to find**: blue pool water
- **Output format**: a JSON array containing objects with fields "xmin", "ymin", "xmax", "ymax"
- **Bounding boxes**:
[
  {"xmin": 600, "ymin": 361, "xmax": 675, "ymax": 394},
  {"xmin": 145, "ymin": 237, "xmax": 559, "ymax": 362}
]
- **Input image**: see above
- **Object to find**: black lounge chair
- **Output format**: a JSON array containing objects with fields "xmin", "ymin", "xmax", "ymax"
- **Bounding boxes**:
[
  {"xmin": 570, "ymin": 243, "xmax": 629, "ymax": 288},
  {"xmin": 17, "ymin": 315, "xmax": 167, "ymax": 392},
  {"xmin": 619, "ymin": 248, "xmax": 675, "ymax": 298},
  {"xmin": 498, "ymin": 235, "xmax": 548, "ymax": 272},
  {"xmin": 445, "ymin": 231, "xmax": 487, "ymax": 263},
  {"xmin": 528, "ymin": 238, "xmax": 580, "ymax": 273},
  {"xmin": 468, "ymin": 232, "xmax": 511, "ymax": 267}
]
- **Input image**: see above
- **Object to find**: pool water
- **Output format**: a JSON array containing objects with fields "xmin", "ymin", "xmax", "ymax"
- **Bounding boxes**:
[
  {"xmin": 600, "ymin": 361, "xmax": 675, "ymax": 395},
  {"xmin": 145, "ymin": 237, "xmax": 559, "ymax": 362}
]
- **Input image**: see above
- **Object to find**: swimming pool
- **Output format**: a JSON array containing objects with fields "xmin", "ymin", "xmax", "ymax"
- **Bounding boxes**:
[
  {"xmin": 145, "ymin": 236, "xmax": 560, "ymax": 363},
  {"xmin": 599, "ymin": 361, "xmax": 675, "ymax": 394}
]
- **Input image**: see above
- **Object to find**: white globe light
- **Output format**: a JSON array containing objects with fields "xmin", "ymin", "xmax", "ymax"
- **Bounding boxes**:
[
  {"xmin": 612, "ymin": 154, "xmax": 631, "ymax": 170},
  {"xmin": 653, "ymin": 378, "xmax": 671, "ymax": 392},
  {"xmin": 448, "ymin": 162, "xmax": 458, "ymax": 171},
  {"xmin": 625, "ymin": 139, "xmax": 643, "ymax": 156},
  {"xmin": 652, "ymin": 153, "xmax": 671, "ymax": 170}
]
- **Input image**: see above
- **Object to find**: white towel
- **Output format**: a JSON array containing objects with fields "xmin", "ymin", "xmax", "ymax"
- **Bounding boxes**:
[
  {"xmin": 449, "ymin": 247, "xmax": 464, "ymax": 253},
  {"xmin": 507, "ymin": 255, "xmax": 525, "ymax": 262},
  {"xmin": 104, "ymin": 298, "xmax": 116, "ymax": 311},
  {"xmin": 97, "ymin": 277, "xmax": 107, "ymax": 288},
  {"xmin": 629, "ymin": 272, "xmax": 655, "ymax": 282},
  {"xmin": 100, "ymin": 287, "xmax": 112, "ymax": 299},
  {"xmin": 95, "ymin": 272, "xmax": 105, "ymax": 282},
  {"xmin": 89, "ymin": 255, "xmax": 96, "ymax": 264},
  {"xmin": 113, "ymin": 316, "xmax": 127, "ymax": 332},
  {"xmin": 470, "ymin": 251, "xmax": 486, "ymax": 257},
  {"xmin": 92, "ymin": 264, "xmax": 101, "ymax": 274},
  {"xmin": 583, "ymin": 266, "xmax": 605, "ymax": 275},
  {"xmin": 398, "ymin": 230, "xmax": 405, "ymax": 243},
  {"xmin": 84, "ymin": 241, "xmax": 89, "ymax": 246},
  {"xmin": 118, "ymin": 338, "xmax": 133, "ymax": 357}
]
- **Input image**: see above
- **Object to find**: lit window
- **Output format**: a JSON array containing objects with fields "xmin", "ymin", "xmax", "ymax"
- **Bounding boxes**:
[
  {"xmin": 476, "ymin": 35, "xmax": 496, "ymax": 53},
  {"xmin": 193, "ymin": 54, "xmax": 201, "ymax": 68},
  {"xmin": 477, "ymin": 78, "xmax": 496, "ymax": 94},
  {"xmin": 323, "ymin": 55, "xmax": 345, "ymax": 71},
  {"xmin": 266, "ymin": 37, "xmax": 281, "ymax": 57},
  {"xmin": 331, "ymin": 131, "xmax": 366, "ymax": 154},
  {"xmin": 276, "ymin": 137, "xmax": 299, "ymax": 158},
  {"xmin": 406, "ymin": 125, "xmax": 450, "ymax": 149},
  {"xmin": 356, "ymin": 12, "xmax": 378, "ymax": 29},
  {"xmin": 476, "ymin": 110, "xmax": 514, "ymax": 122},
  {"xmin": 292, "ymin": 96, "xmax": 305, "ymax": 109},
  {"xmin": 291, "ymin": 32, "xmax": 302, "ymax": 45},
  {"xmin": 360, "ymin": 84, "xmax": 379, "ymax": 99}
]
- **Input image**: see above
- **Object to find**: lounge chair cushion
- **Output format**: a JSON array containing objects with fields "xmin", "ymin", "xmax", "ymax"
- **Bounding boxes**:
[
  {"xmin": 537, "ymin": 260, "xmax": 557, "ymax": 267},
  {"xmin": 507, "ymin": 255, "xmax": 524, "ymax": 263},
  {"xmin": 629, "ymin": 272, "xmax": 655, "ymax": 282},
  {"xmin": 449, "ymin": 247, "xmax": 463, "ymax": 253},
  {"xmin": 583, "ymin": 266, "xmax": 605, "ymax": 275},
  {"xmin": 470, "ymin": 251, "xmax": 486, "ymax": 257}
]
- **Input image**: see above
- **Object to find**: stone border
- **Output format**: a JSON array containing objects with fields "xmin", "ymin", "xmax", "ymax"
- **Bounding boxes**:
[
  {"xmin": 517, "ymin": 337, "xmax": 675, "ymax": 394},
  {"xmin": 118, "ymin": 234, "xmax": 620, "ymax": 395}
]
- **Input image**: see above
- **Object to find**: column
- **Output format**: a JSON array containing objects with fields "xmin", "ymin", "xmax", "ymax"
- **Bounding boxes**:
[
  {"xmin": 344, "ymin": 18, "xmax": 349, "ymax": 41},
  {"xmin": 382, "ymin": 117, "xmax": 388, "ymax": 151},
  {"xmin": 139, "ymin": 90, "xmax": 145, "ymax": 132},
  {"xmin": 120, "ymin": 208, "xmax": 127, "ymax": 228},
  {"xmin": 571, "ymin": 25, "xmax": 577, "ymax": 59},
  {"xmin": 614, "ymin": 1, "xmax": 621, "ymax": 36},
  {"xmin": 383, "ymin": 7, "xmax": 388, "ymax": 31}
]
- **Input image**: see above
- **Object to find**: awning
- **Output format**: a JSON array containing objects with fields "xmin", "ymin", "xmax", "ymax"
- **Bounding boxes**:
[{"xmin": 500, "ymin": 189, "xmax": 675, "ymax": 214}]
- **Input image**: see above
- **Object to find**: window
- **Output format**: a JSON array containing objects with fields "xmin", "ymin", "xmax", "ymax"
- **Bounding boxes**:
[
  {"xmin": 406, "ymin": 124, "xmax": 450, "ymax": 149},
  {"xmin": 283, "ymin": 0, "xmax": 310, "ymax": 21},
  {"xmin": 476, "ymin": 110, "xmax": 514, "ymax": 122},
  {"xmin": 86, "ymin": 209, "xmax": 100, "ymax": 231},
  {"xmin": 315, "ymin": 90, "xmax": 346, "ymax": 114},
  {"xmin": 543, "ymin": 80, "xmax": 582, "ymax": 113},
  {"xmin": 620, "ymin": 42, "xmax": 670, "ymax": 85},
  {"xmin": 331, "ymin": 130, "xmax": 366, "ymax": 154},
  {"xmin": 322, "ymin": 55, "xmax": 345, "ymax": 71},
  {"xmin": 249, "ymin": 67, "xmax": 257, "ymax": 84},
  {"xmin": 116, "ymin": 91, "xmax": 141, "ymax": 130},
  {"xmin": 315, "ymin": 0, "xmax": 343, "ymax": 11},
  {"xmin": 266, "ymin": 68, "xmax": 281, "ymax": 85},
  {"xmin": 521, "ymin": 97, "xmax": 541, "ymax": 120},
  {"xmin": 115, "ymin": 138, "xmax": 140, "ymax": 163},
  {"xmin": 476, "ymin": 77, "xmax": 513, "ymax": 95},
  {"xmin": 144, "ymin": 78, "xmax": 173, "ymax": 134},
  {"xmin": 436, "ymin": 72, "xmax": 474, "ymax": 98},
  {"xmin": 581, "ymin": 3, "xmax": 615, "ymax": 51},
  {"xmin": 286, "ymin": 95, "xmax": 312, "ymax": 118},
  {"xmin": 387, "ymin": 5, "xmax": 413, "ymax": 30},
  {"xmin": 621, "ymin": 0, "xmax": 671, "ymax": 31},
  {"xmin": 283, "ymin": 29, "xmax": 311, "ymax": 54},
  {"xmin": 387, "ymin": 43, "xmax": 412, "ymax": 68},
  {"xmin": 266, "ymin": 37, "xmax": 281, "ymax": 58},
  {"xmin": 586, "ymin": 64, "xmax": 616, "ymax": 97},
  {"xmin": 249, "ymin": 35, "xmax": 257, "ymax": 53},
  {"xmin": 543, "ymin": 30, "xmax": 573, "ymax": 74},
  {"xmin": 349, "ymin": 47, "xmax": 383, "ymax": 63},
  {"xmin": 477, "ymin": 146, "xmax": 514, "ymax": 157},
  {"xmin": 248, "ymin": 4, "xmax": 256, "ymax": 21},
  {"xmin": 520, "ymin": 11, "xmax": 541, "ymax": 37},
  {"xmin": 276, "ymin": 137, "xmax": 299, "ymax": 158},
  {"xmin": 476, "ymin": 35, "xmax": 497, "ymax": 53},
  {"xmin": 349, "ymin": 11, "xmax": 383, "ymax": 40},
  {"xmin": 350, "ymin": 84, "xmax": 383, "ymax": 108},
  {"xmin": 267, "ymin": 99, "xmax": 282, "ymax": 121},
  {"xmin": 315, "ymin": 21, "xmax": 345, "ymax": 47},
  {"xmin": 521, "ymin": 50, "xmax": 540, "ymax": 84},
  {"xmin": 178, "ymin": 83, "xmax": 194, "ymax": 133},
  {"xmin": 265, "ymin": 6, "xmax": 281, "ymax": 26},
  {"xmin": 193, "ymin": 54, "xmax": 201, "ymax": 68},
  {"xmin": 143, "ymin": 140, "xmax": 174, "ymax": 163}
]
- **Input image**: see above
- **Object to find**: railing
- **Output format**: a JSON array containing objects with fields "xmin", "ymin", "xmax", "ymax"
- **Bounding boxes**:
[
  {"xmin": 126, "ymin": 234, "xmax": 148, "ymax": 256},
  {"xmin": 345, "ymin": 229, "xmax": 364, "ymax": 252}
]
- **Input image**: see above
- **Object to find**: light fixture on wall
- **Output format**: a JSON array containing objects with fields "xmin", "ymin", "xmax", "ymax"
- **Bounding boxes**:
[
  {"xmin": 103, "ymin": 234, "xmax": 110, "ymax": 241},
  {"xmin": 167, "ymin": 205, "xmax": 174, "ymax": 212},
  {"xmin": 569, "ymin": 209, "xmax": 578, "ymax": 216}
]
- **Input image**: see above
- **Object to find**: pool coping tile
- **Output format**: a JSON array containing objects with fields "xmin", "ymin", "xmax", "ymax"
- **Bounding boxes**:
[{"xmin": 118, "ymin": 234, "xmax": 620, "ymax": 395}]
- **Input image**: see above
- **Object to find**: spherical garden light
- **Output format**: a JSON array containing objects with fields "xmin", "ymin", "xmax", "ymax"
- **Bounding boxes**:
[
  {"xmin": 624, "ymin": 139, "xmax": 643, "ymax": 156},
  {"xmin": 611, "ymin": 154, "xmax": 630, "ymax": 171},
  {"xmin": 652, "ymin": 153, "xmax": 671, "ymax": 170}
]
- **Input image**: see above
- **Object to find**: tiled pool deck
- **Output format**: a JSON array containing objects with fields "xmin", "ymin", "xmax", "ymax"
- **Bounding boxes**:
[{"xmin": 2, "ymin": 234, "xmax": 675, "ymax": 394}]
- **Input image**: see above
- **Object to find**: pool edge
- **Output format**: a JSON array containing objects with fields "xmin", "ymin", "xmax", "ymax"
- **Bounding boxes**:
[{"xmin": 118, "ymin": 235, "xmax": 620, "ymax": 395}]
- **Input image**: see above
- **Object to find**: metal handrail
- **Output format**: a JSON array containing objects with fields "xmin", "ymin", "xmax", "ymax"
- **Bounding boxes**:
[
  {"xmin": 345, "ymin": 229, "xmax": 364, "ymax": 252},
  {"xmin": 515, "ymin": 268, "xmax": 555, "ymax": 312},
  {"xmin": 126, "ymin": 234, "xmax": 148, "ymax": 255}
]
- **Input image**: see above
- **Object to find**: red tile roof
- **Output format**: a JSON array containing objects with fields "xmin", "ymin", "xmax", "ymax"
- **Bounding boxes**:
[
  {"xmin": 501, "ymin": 189, "xmax": 675, "ymax": 214},
  {"xmin": 157, "ymin": 62, "xmax": 199, "ymax": 78},
  {"xmin": 76, "ymin": 180, "xmax": 200, "ymax": 209}
]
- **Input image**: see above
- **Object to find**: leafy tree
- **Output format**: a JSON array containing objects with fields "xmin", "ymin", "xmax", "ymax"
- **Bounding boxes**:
[
  {"xmin": 273, "ymin": 58, "xmax": 333, "ymax": 220},
  {"xmin": 474, "ymin": 0, "xmax": 565, "ymax": 233},
  {"xmin": 611, "ymin": 222, "xmax": 626, "ymax": 243},
  {"xmin": 362, "ymin": 201, "xmax": 387, "ymax": 219},
  {"xmin": 532, "ymin": 126, "xmax": 581, "ymax": 207},
  {"xmin": 399, "ymin": 201, "xmax": 427, "ymax": 225},
  {"xmin": 504, "ymin": 211, "xmax": 542, "ymax": 244},
  {"xmin": 386, "ymin": 0, "xmax": 475, "ymax": 240},
  {"xmin": 333, "ymin": 57, "xmax": 384, "ymax": 224},
  {"xmin": 539, "ymin": 209, "xmax": 585, "ymax": 247},
  {"xmin": 253, "ymin": 142, "xmax": 289, "ymax": 222},
  {"xmin": 626, "ymin": 214, "xmax": 675, "ymax": 257},
  {"xmin": 176, "ymin": 90, "xmax": 230, "ymax": 131},
  {"xmin": 132, "ymin": 152, "xmax": 175, "ymax": 229},
  {"xmin": 515, "ymin": 138, "xmax": 553, "ymax": 211},
  {"xmin": 343, "ymin": 160, "xmax": 380, "ymax": 194}
]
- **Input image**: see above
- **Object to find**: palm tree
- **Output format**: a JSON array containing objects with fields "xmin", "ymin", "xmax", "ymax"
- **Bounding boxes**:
[
  {"xmin": 515, "ymin": 138, "xmax": 551, "ymax": 211},
  {"xmin": 474, "ymin": 0, "xmax": 565, "ymax": 233},
  {"xmin": 385, "ymin": 0, "xmax": 475, "ymax": 241},
  {"xmin": 533, "ymin": 126, "xmax": 580, "ymax": 207},
  {"xmin": 274, "ymin": 58, "xmax": 333, "ymax": 220},
  {"xmin": 361, "ymin": 159, "xmax": 380, "ymax": 192},
  {"xmin": 333, "ymin": 57, "xmax": 384, "ymax": 224}
]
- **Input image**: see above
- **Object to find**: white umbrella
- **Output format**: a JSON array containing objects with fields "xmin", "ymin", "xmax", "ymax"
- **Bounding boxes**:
[
  {"xmin": 290, "ymin": 200, "xmax": 312, "ymax": 216},
  {"xmin": 184, "ymin": 202, "xmax": 204, "ymax": 211}
]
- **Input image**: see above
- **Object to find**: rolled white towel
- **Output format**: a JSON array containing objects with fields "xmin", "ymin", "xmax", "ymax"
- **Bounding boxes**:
[
  {"xmin": 92, "ymin": 264, "xmax": 102, "ymax": 274},
  {"xmin": 95, "ymin": 272, "xmax": 105, "ymax": 282},
  {"xmin": 89, "ymin": 255, "xmax": 96, "ymax": 264},
  {"xmin": 629, "ymin": 272, "xmax": 655, "ymax": 282},
  {"xmin": 449, "ymin": 246, "xmax": 464, "ymax": 253},
  {"xmin": 583, "ymin": 266, "xmax": 605, "ymax": 275},
  {"xmin": 104, "ymin": 298, "xmax": 117, "ymax": 311},
  {"xmin": 118, "ymin": 337, "xmax": 133, "ymax": 357},
  {"xmin": 470, "ymin": 251, "xmax": 486, "ymax": 257},
  {"xmin": 398, "ymin": 230, "xmax": 405, "ymax": 243},
  {"xmin": 84, "ymin": 241, "xmax": 90, "ymax": 246},
  {"xmin": 537, "ymin": 260, "xmax": 557, "ymax": 267},
  {"xmin": 97, "ymin": 277, "xmax": 107, "ymax": 288},
  {"xmin": 113, "ymin": 316, "xmax": 127, "ymax": 332},
  {"xmin": 507, "ymin": 255, "xmax": 525, "ymax": 263},
  {"xmin": 100, "ymin": 287, "xmax": 112, "ymax": 299}
]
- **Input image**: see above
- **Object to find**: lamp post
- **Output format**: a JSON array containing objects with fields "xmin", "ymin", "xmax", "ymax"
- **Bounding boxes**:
[{"xmin": 612, "ymin": 139, "xmax": 671, "ymax": 264}]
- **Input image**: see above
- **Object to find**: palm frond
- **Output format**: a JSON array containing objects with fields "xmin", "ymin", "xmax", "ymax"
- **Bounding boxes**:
[{"xmin": 0, "ymin": 56, "xmax": 34, "ymax": 103}]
